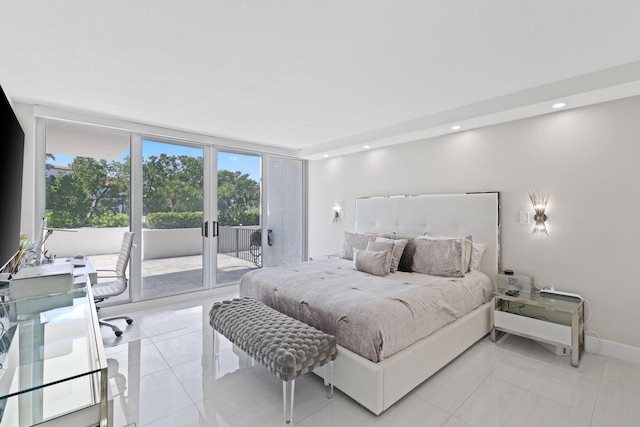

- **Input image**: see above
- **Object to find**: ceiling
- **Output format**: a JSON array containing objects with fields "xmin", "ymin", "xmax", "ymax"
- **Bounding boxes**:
[{"xmin": 1, "ymin": 1, "xmax": 640, "ymax": 160}]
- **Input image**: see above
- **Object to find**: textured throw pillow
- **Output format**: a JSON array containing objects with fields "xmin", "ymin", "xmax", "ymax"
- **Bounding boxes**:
[
  {"xmin": 366, "ymin": 240, "xmax": 394, "ymax": 274},
  {"xmin": 470, "ymin": 242, "xmax": 487, "ymax": 270},
  {"xmin": 422, "ymin": 234, "xmax": 473, "ymax": 272},
  {"xmin": 353, "ymin": 248, "xmax": 391, "ymax": 277},
  {"xmin": 412, "ymin": 238, "xmax": 468, "ymax": 277},
  {"xmin": 375, "ymin": 237, "xmax": 408, "ymax": 273},
  {"xmin": 341, "ymin": 231, "xmax": 378, "ymax": 260}
]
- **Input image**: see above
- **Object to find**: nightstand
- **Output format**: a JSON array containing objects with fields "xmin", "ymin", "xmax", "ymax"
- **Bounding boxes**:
[{"xmin": 490, "ymin": 288, "xmax": 585, "ymax": 367}]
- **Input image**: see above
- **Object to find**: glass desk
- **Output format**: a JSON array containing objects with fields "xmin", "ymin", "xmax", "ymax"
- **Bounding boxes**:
[
  {"xmin": 490, "ymin": 288, "xmax": 585, "ymax": 367},
  {"xmin": 0, "ymin": 285, "xmax": 108, "ymax": 426}
]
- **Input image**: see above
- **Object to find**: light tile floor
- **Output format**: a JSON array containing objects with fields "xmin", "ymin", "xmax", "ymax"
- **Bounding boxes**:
[{"xmin": 104, "ymin": 293, "xmax": 640, "ymax": 427}]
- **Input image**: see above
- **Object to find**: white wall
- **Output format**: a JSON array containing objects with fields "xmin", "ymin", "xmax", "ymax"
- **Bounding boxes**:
[{"xmin": 308, "ymin": 95, "xmax": 640, "ymax": 350}]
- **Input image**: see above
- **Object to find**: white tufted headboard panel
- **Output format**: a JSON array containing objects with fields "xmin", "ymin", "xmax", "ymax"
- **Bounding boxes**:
[{"xmin": 355, "ymin": 192, "xmax": 500, "ymax": 285}]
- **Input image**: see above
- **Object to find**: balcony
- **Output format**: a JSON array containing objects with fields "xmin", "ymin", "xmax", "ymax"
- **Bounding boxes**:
[{"xmin": 45, "ymin": 226, "xmax": 262, "ymax": 302}]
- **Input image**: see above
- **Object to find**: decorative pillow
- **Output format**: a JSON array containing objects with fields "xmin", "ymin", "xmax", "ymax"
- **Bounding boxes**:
[
  {"xmin": 412, "ymin": 238, "xmax": 468, "ymax": 277},
  {"xmin": 374, "ymin": 237, "xmax": 408, "ymax": 273},
  {"xmin": 422, "ymin": 234, "xmax": 473, "ymax": 272},
  {"xmin": 366, "ymin": 240, "xmax": 394, "ymax": 274},
  {"xmin": 397, "ymin": 237, "xmax": 417, "ymax": 272},
  {"xmin": 470, "ymin": 242, "xmax": 487, "ymax": 270},
  {"xmin": 341, "ymin": 231, "xmax": 378, "ymax": 260},
  {"xmin": 353, "ymin": 248, "xmax": 391, "ymax": 277}
]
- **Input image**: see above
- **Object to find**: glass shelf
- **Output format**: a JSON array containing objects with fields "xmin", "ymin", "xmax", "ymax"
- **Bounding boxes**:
[
  {"xmin": 0, "ymin": 286, "xmax": 108, "ymax": 426},
  {"xmin": 493, "ymin": 288, "xmax": 582, "ymax": 312}
]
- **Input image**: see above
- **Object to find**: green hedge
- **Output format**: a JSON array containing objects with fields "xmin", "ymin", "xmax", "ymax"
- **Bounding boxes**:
[
  {"xmin": 90, "ymin": 212, "xmax": 129, "ymax": 228},
  {"xmin": 146, "ymin": 212, "xmax": 203, "ymax": 229},
  {"xmin": 45, "ymin": 212, "xmax": 85, "ymax": 229}
]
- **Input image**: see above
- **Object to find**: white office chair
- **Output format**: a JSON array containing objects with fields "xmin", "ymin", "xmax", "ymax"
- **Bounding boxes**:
[{"xmin": 93, "ymin": 231, "xmax": 134, "ymax": 337}]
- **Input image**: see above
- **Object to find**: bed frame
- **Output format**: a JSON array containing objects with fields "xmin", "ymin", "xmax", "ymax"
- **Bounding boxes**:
[{"xmin": 313, "ymin": 192, "xmax": 500, "ymax": 415}]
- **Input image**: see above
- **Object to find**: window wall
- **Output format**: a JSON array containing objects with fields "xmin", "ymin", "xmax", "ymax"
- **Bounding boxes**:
[{"xmin": 36, "ymin": 112, "xmax": 306, "ymax": 306}]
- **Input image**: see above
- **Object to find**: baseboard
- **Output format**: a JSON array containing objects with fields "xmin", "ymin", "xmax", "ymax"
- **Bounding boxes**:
[{"xmin": 586, "ymin": 335, "xmax": 640, "ymax": 364}]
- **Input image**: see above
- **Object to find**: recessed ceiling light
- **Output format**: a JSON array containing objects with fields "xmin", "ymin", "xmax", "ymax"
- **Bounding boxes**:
[
  {"xmin": 552, "ymin": 102, "xmax": 566, "ymax": 109},
  {"xmin": 323, "ymin": 154, "xmax": 329, "ymax": 158},
  {"xmin": 363, "ymin": 145, "xmax": 370, "ymax": 149},
  {"xmin": 451, "ymin": 125, "xmax": 462, "ymax": 130}
]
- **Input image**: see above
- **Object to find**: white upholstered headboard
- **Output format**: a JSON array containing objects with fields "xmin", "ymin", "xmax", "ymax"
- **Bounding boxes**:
[{"xmin": 355, "ymin": 192, "xmax": 500, "ymax": 285}]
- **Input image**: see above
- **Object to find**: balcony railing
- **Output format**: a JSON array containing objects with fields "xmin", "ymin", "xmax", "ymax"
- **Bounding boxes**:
[{"xmin": 218, "ymin": 226, "xmax": 262, "ymax": 267}]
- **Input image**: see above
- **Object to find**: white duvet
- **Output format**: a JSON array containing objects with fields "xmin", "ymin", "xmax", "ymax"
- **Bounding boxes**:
[{"xmin": 240, "ymin": 258, "xmax": 492, "ymax": 362}]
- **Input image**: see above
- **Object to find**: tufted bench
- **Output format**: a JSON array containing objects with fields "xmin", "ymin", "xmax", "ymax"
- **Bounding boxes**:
[{"xmin": 209, "ymin": 297, "xmax": 337, "ymax": 424}]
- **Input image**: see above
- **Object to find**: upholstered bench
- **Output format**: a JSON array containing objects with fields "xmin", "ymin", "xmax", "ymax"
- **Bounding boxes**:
[{"xmin": 209, "ymin": 297, "xmax": 337, "ymax": 424}]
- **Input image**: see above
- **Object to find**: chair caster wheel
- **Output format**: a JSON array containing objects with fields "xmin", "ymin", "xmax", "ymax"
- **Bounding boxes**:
[
  {"xmin": 126, "ymin": 319, "xmax": 134, "ymax": 325},
  {"xmin": 115, "ymin": 330, "xmax": 123, "ymax": 337}
]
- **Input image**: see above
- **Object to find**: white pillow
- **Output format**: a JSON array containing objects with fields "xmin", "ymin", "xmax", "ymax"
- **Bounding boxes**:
[
  {"xmin": 470, "ymin": 242, "xmax": 487, "ymax": 270},
  {"xmin": 341, "ymin": 231, "xmax": 377, "ymax": 260},
  {"xmin": 374, "ymin": 237, "xmax": 408, "ymax": 273},
  {"xmin": 412, "ymin": 238, "xmax": 468, "ymax": 277},
  {"xmin": 353, "ymin": 248, "xmax": 391, "ymax": 277}
]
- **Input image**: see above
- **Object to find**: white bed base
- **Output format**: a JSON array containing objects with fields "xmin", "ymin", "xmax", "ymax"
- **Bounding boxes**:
[
  {"xmin": 314, "ymin": 302, "xmax": 491, "ymax": 415},
  {"xmin": 314, "ymin": 192, "xmax": 499, "ymax": 415}
]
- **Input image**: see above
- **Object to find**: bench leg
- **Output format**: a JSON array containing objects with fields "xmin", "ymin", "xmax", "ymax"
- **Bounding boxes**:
[
  {"xmin": 213, "ymin": 329, "xmax": 219, "ymax": 356},
  {"xmin": 283, "ymin": 379, "xmax": 295, "ymax": 424},
  {"xmin": 324, "ymin": 361, "xmax": 334, "ymax": 399}
]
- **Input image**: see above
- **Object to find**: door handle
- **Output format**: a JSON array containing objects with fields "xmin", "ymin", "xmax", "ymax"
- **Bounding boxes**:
[
  {"xmin": 213, "ymin": 221, "xmax": 219, "ymax": 237},
  {"xmin": 202, "ymin": 221, "xmax": 209, "ymax": 238}
]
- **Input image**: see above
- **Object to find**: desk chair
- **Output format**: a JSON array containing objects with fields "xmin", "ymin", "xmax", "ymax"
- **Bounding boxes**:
[{"xmin": 93, "ymin": 231, "xmax": 134, "ymax": 337}]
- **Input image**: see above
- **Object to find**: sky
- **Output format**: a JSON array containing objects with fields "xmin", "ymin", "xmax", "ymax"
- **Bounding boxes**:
[{"xmin": 49, "ymin": 140, "xmax": 261, "ymax": 182}]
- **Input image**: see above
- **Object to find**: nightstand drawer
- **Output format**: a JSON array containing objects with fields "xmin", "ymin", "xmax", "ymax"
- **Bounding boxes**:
[{"xmin": 494, "ymin": 310, "xmax": 572, "ymax": 347}]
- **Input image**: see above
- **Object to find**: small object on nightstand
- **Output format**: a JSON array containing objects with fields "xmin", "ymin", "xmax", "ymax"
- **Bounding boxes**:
[
  {"xmin": 503, "ymin": 270, "xmax": 514, "ymax": 275},
  {"xmin": 504, "ymin": 289, "xmax": 519, "ymax": 296},
  {"xmin": 497, "ymin": 272, "xmax": 533, "ymax": 293}
]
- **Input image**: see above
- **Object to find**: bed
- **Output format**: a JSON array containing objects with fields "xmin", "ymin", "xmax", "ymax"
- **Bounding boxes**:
[{"xmin": 240, "ymin": 192, "xmax": 500, "ymax": 415}]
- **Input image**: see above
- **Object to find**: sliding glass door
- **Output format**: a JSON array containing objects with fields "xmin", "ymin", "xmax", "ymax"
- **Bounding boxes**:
[
  {"xmin": 39, "ymin": 117, "xmax": 304, "ymax": 306},
  {"xmin": 140, "ymin": 139, "xmax": 206, "ymax": 299},
  {"xmin": 216, "ymin": 151, "xmax": 262, "ymax": 286}
]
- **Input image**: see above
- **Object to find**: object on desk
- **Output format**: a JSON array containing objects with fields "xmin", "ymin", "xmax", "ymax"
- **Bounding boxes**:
[
  {"xmin": 497, "ymin": 272, "xmax": 534, "ymax": 293},
  {"xmin": 0, "ymin": 272, "xmax": 10, "ymax": 286},
  {"xmin": 9, "ymin": 263, "xmax": 74, "ymax": 299},
  {"xmin": 69, "ymin": 255, "xmax": 86, "ymax": 267}
]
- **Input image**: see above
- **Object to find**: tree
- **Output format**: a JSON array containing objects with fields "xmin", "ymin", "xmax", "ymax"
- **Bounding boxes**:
[
  {"xmin": 46, "ymin": 152, "xmax": 259, "ymax": 228},
  {"xmin": 142, "ymin": 154, "xmax": 204, "ymax": 214},
  {"xmin": 46, "ymin": 156, "xmax": 129, "ymax": 227},
  {"xmin": 217, "ymin": 170, "xmax": 260, "ymax": 226}
]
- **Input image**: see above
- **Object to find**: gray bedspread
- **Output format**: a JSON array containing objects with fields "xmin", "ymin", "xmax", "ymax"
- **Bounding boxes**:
[{"xmin": 239, "ymin": 258, "xmax": 492, "ymax": 362}]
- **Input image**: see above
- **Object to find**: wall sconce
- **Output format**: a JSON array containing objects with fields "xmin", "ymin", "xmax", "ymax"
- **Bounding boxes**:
[
  {"xmin": 332, "ymin": 203, "xmax": 342, "ymax": 223},
  {"xmin": 529, "ymin": 190, "xmax": 549, "ymax": 236}
]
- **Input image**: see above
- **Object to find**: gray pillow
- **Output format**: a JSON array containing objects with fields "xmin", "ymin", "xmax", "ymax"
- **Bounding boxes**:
[
  {"xmin": 366, "ymin": 240, "xmax": 394, "ymax": 274},
  {"xmin": 422, "ymin": 234, "xmax": 473, "ymax": 272},
  {"xmin": 341, "ymin": 231, "xmax": 377, "ymax": 260},
  {"xmin": 374, "ymin": 237, "xmax": 408, "ymax": 273},
  {"xmin": 353, "ymin": 248, "xmax": 391, "ymax": 277},
  {"xmin": 412, "ymin": 238, "xmax": 468, "ymax": 277}
]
